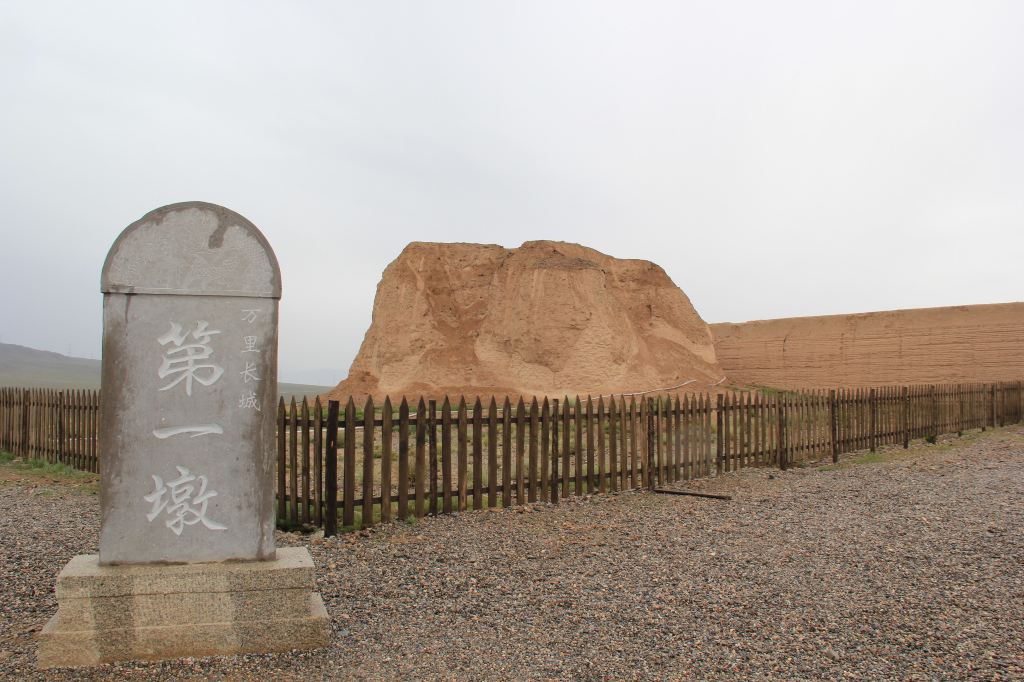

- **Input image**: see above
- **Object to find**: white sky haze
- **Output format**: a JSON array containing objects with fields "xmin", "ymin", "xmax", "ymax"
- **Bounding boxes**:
[{"xmin": 1, "ymin": 1, "xmax": 1022, "ymax": 384}]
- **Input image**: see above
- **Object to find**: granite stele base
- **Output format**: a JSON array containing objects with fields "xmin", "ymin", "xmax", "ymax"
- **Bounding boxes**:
[{"xmin": 37, "ymin": 547, "xmax": 329, "ymax": 668}]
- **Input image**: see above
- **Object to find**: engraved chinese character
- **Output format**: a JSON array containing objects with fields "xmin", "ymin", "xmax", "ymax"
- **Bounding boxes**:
[
  {"xmin": 239, "ymin": 360, "xmax": 260, "ymax": 383},
  {"xmin": 238, "ymin": 390, "xmax": 261, "ymax": 411},
  {"xmin": 152, "ymin": 424, "xmax": 223, "ymax": 439},
  {"xmin": 241, "ymin": 335, "xmax": 259, "ymax": 353},
  {"xmin": 143, "ymin": 465, "xmax": 227, "ymax": 536},
  {"xmin": 157, "ymin": 321, "xmax": 224, "ymax": 396},
  {"xmin": 241, "ymin": 309, "xmax": 260, "ymax": 324}
]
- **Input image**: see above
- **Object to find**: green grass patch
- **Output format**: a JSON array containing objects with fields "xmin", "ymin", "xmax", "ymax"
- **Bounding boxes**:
[
  {"xmin": 1, "ymin": 451, "xmax": 91, "ymax": 476},
  {"xmin": 0, "ymin": 450, "xmax": 98, "ymax": 493}
]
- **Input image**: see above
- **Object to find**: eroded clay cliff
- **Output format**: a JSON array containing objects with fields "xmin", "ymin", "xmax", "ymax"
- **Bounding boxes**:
[
  {"xmin": 329, "ymin": 241, "xmax": 724, "ymax": 401},
  {"xmin": 711, "ymin": 302, "xmax": 1024, "ymax": 389}
]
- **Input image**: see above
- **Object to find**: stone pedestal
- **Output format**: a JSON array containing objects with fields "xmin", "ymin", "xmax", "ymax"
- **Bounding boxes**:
[{"xmin": 37, "ymin": 547, "xmax": 329, "ymax": 668}]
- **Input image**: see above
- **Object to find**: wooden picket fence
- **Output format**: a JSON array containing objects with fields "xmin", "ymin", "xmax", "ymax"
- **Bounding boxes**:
[
  {"xmin": 0, "ymin": 387, "xmax": 100, "ymax": 472},
  {"xmin": 1, "ymin": 381, "xmax": 1022, "ymax": 535},
  {"xmin": 277, "ymin": 381, "xmax": 1022, "ymax": 534}
]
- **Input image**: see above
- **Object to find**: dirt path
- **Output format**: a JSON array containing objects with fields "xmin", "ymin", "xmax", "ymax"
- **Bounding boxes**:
[{"xmin": 1, "ymin": 428, "xmax": 1022, "ymax": 680}]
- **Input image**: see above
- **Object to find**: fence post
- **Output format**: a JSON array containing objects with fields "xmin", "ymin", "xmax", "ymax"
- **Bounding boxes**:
[
  {"xmin": 57, "ymin": 390, "xmax": 65, "ymax": 463},
  {"xmin": 980, "ymin": 384, "xmax": 986, "ymax": 432},
  {"xmin": 901, "ymin": 386, "xmax": 909, "ymax": 448},
  {"xmin": 990, "ymin": 384, "xmax": 997, "ymax": 429},
  {"xmin": 996, "ymin": 383, "xmax": 1003, "ymax": 427},
  {"xmin": 715, "ymin": 393, "xmax": 724, "ymax": 475},
  {"xmin": 778, "ymin": 395, "xmax": 788, "ymax": 471},
  {"xmin": 929, "ymin": 384, "xmax": 937, "ymax": 443},
  {"xmin": 869, "ymin": 388, "xmax": 877, "ymax": 452},
  {"xmin": 957, "ymin": 386, "xmax": 964, "ymax": 437},
  {"xmin": 829, "ymin": 389, "xmax": 838, "ymax": 463},
  {"xmin": 428, "ymin": 399, "xmax": 438, "ymax": 516},
  {"xmin": 647, "ymin": 398, "xmax": 656, "ymax": 490},
  {"xmin": 324, "ymin": 400, "xmax": 339, "ymax": 538},
  {"xmin": 20, "ymin": 388, "xmax": 29, "ymax": 458}
]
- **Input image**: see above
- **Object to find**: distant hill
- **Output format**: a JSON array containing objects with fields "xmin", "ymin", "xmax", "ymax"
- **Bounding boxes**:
[{"xmin": 0, "ymin": 342, "xmax": 332, "ymax": 399}]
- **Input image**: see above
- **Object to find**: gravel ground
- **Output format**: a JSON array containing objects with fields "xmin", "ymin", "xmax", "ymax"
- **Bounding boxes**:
[{"xmin": 1, "ymin": 426, "xmax": 1022, "ymax": 680}]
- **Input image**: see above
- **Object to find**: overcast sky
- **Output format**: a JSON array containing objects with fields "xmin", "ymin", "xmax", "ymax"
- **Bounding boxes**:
[{"xmin": 1, "ymin": 1, "xmax": 1021, "ymax": 385}]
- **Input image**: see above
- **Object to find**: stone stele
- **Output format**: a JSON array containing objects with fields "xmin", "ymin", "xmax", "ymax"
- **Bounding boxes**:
[{"xmin": 38, "ymin": 202, "xmax": 329, "ymax": 669}]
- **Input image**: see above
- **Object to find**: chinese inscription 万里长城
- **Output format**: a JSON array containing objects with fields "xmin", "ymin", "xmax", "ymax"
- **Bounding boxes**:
[
  {"xmin": 238, "ymin": 308, "xmax": 264, "ymax": 411},
  {"xmin": 238, "ymin": 390, "xmax": 261, "ymax": 411},
  {"xmin": 144, "ymin": 465, "xmax": 227, "ymax": 535},
  {"xmin": 239, "ymin": 361, "xmax": 260, "ymax": 384}
]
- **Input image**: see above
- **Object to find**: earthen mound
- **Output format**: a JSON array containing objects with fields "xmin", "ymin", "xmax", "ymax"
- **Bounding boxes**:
[{"xmin": 329, "ymin": 241, "xmax": 724, "ymax": 402}]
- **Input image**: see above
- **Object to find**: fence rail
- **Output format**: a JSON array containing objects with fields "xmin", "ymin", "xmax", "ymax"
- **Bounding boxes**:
[{"xmin": 2, "ymin": 381, "xmax": 1022, "ymax": 535}]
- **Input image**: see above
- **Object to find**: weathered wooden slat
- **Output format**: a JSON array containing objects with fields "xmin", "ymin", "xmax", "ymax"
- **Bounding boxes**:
[
  {"xmin": 746, "ymin": 392, "xmax": 753, "ymax": 468},
  {"xmin": 736, "ymin": 392, "xmax": 744, "ymax": 470},
  {"xmin": 416, "ymin": 398, "xmax": 427, "ymax": 518},
  {"xmin": 343, "ymin": 397, "xmax": 356, "ymax": 527},
  {"xmin": 550, "ymin": 398, "xmax": 560, "ymax": 503},
  {"xmin": 516, "ymin": 397, "xmax": 527, "ymax": 505},
  {"xmin": 276, "ymin": 398, "xmax": 286, "ymax": 521},
  {"xmin": 314, "ymin": 396, "xmax": 324, "ymax": 526},
  {"xmin": 574, "ymin": 396, "xmax": 584, "ymax": 496},
  {"xmin": 561, "ymin": 396, "xmax": 571, "ymax": 498},
  {"xmin": 681, "ymin": 394, "xmax": 690, "ymax": 480},
  {"xmin": 529, "ymin": 397, "xmax": 539, "ymax": 503},
  {"xmin": 324, "ymin": 400, "xmax": 339, "ymax": 537},
  {"xmin": 429, "ymin": 399, "xmax": 438, "ymax": 516},
  {"xmin": 669, "ymin": 394, "xmax": 678, "ymax": 479},
  {"xmin": 457, "ymin": 397, "xmax": 468, "ymax": 512},
  {"xmin": 716, "ymin": 393, "xmax": 724, "ymax": 475},
  {"xmin": 629, "ymin": 397, "xmax": 638, "ymax": 488},
  {"xmin": 288, "ymin": 398, "xmax": 299, "ymax": 527},
  {"xmin": 90, "ymin": 389, "xmax": 97, "ymax": 471},
  {"xmin": 653, "ymin": 488, "xmax": 732, "ymax": 501},
  {"xmin": 91, "ymin": 392, "xmax": 97, "ymax": 468},
  {"xmin": 702, "ymin": 392, "xmax": 710, "ymax": 476},
  {"xmin": 540, "ymin": 397, "xmax": 550, "ymax": 503},
  {"xmin": 362, "ymin": 396, "xmax": 375, "ymax": 528},
  {"xmin": 398, "ymin": 398, "xmax": 410, "ymax": 520},
  {"xmin": 286, "ymin": 399, "xmax": 299, "ymax": 524},
  {"xmin": 608, "ymin": 397, "xmax": 618, "ymax": 492},
  {"xmin": 488, "ymin": 397, "xmax": 498, "ymax": 507},
  {"xmin": 640, "ymin": 397, "xmax": 650, "ymax": 488},
  {"xmin": 585, "ymin": 396, "xmax": 595, "ymax": 493},
  {"xmin": 473, "ymin": 397, "xmax": 483, "ymax": 511},
  {"xmin": 656, "ymin": 396, "xmax": 666, "ymax": 483},
  {"xmin": 597, "ymin": 397, "xmax": 606, "ymax": 493},
  {"xmin": 441, "ymin": 396, "xmax": 453, "ymax": 515},
  {"xmin": 301, "ymin": 398, "xmax": 311, "ymax": 524},
  {"xmin": 727, "ymin": 392, "xmax": 736, "ymax": 472},
  {"xmin": 502, "ymin": 397, "xmax": 513, "ymax": 507},
  {"xmin": 673, "ymin": 395, "xmax": 681, "ymax": 481},
  {"xmin": 381, "ymin": 397, "xmax": 393, "ymax": 524}
]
